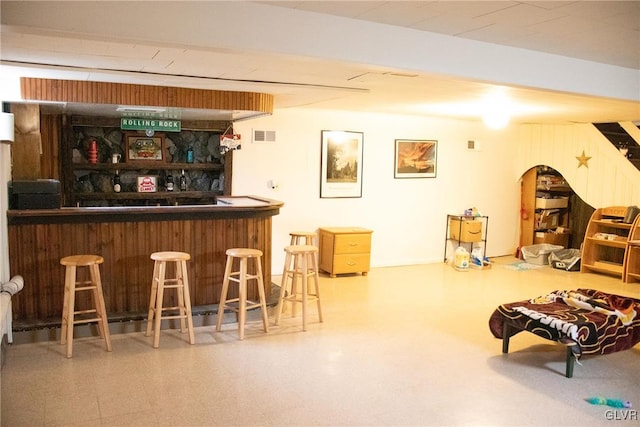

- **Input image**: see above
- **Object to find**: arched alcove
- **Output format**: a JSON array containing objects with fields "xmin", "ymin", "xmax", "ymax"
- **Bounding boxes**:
[{"xmin": 519, "ymin": 165, "xmax": 594, "ymax": 253}]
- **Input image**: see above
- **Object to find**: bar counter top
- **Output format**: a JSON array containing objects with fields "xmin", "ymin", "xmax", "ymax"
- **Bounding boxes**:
[{"xmin": 7, "ymin": 196, "xmax": 283, "ymax": 225}]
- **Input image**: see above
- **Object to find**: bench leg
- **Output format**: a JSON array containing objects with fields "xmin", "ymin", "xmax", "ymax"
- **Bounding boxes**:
[
  {"xmin": 565, "ymin": 346, "xmax": 575, "ymax": 378},
  {"xmin": 502, "ymin": 321, "xmax": 511, "ymax": 353}
]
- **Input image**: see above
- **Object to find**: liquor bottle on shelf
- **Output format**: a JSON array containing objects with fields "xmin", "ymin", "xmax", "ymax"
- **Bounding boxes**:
[
  {"xmin": 113, "ymin": 171, "xmax": 121, "ymax": 193},
  {"xmin": 186, "ymin": 147, "xmax": 194, "ymax": 163},
  {"xmin": 166, "ymin": 173, "xmax": 174, "ymax": 192},
  {"xmin": 179, "ymin": 169, "xmax": 187, "ymax": 191}
]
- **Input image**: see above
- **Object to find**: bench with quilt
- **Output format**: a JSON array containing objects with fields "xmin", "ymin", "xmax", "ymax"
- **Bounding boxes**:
[{"xmin": 488, "ymin": 289, "xmax": 640, "ymax": 377}]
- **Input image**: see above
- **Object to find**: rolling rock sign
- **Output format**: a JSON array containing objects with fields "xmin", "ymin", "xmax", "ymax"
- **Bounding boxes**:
[{"xmin": 120, "ymin": 118, "xmax": 181, "ymax": 132}]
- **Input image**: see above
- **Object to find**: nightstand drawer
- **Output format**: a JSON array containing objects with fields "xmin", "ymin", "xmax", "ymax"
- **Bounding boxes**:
[
  {"xmin": 334, "ymin": 234, "xmax": 371, "ymax": 254},
  {"xmin": 332, "ymin": 254, "xmax": 371, "ymax": 274}
]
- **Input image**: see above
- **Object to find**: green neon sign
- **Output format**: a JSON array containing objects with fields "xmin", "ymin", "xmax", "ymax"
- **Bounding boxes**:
[{"xmin": 120, "ymin": 118, "xmax": 181, "ymax": 132}]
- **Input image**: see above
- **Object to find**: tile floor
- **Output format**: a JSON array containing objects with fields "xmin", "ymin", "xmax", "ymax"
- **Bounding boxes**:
[{"xmin": 1, "ymin": 257, "xmax": 640, "ymax": 426}]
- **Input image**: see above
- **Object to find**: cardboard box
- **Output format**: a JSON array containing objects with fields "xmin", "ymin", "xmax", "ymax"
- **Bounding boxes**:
[
  {"xmin": 449, "ymin": 218, "xmax": 482, "ymax": 242},
  {"xmin": 535, "ymin": 197, "xmax": 568, "ymax": 209},
  {"xmin": 535, "ymin": 210, "xmax": 560, "ymax": 230},
  {"xmin": 534, "ymin": 231, "xmax": 569, "ymax": 247}
]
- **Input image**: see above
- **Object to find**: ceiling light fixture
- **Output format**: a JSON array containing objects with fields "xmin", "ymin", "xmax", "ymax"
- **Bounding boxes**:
[
  {"xmin": 483, "ymin": 110, "xmax": 510, "ymax": 130},
  {"xmin": 116, "ymin": 106, "xmax": 167, "ymax": 113},
  {"xmin": 481, "ymin": 90, "xmax": 511, "ymax": 130}
]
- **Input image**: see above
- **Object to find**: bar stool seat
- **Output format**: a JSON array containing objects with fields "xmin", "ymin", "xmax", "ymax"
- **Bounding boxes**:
[
  {"xmin": 146, "ymin": 251, "xmax": 195, "ymax": 348},
  {"xmin": 60, "ymin": 254, "xmax": 112, "ymax": 358},
  {"xmin": 275, "ymin": 245, "xmax": 323, "ymax": 331},
  {"xmin": 216, "ymin": 248, "xmax": 269, "ymax": 340}
]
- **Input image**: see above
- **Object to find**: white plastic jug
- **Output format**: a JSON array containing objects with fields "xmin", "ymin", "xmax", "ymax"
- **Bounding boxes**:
[{"xmin": 454, "ymin": 246, "xmax": 470, "ymax": 271}]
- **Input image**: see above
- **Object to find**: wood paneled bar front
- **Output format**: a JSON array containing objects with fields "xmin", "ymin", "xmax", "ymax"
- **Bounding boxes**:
[{"xmin": 7, "ymin": 196, "xmax": 283, "ymax": 328}]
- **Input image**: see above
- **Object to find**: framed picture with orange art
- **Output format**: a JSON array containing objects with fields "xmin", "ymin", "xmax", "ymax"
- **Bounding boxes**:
[{"xmin": 394, "ymin": 139, "xmax": 437, "ymax": 178}]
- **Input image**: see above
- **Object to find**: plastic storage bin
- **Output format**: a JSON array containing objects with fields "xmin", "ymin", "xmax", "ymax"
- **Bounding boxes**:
[
  {"xmin": 548, "ymin": 248, "xmax": 581, "ymax": 271},
  {"xmin": 521, "ymin": 243, "xmax": 563, "ymax": 265}
]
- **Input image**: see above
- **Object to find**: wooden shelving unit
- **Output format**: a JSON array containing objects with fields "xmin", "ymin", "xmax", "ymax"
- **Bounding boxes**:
[
  {"xmin": 62, "ymin": 119, "xmax": 232, "ymax": 206},
  {"xmin": 520, "ymin": 166, "xmax": 573, "ymax": 249},
  {"xmin": 581, "ymin": 206, "xmax": 636, "ymax": 278},
  {"xmin": 623, "ymin": 217, "xmax": 640, "ymax": 284},
  {"xmin": 443, "ymin": 214, "xmax": 488, "ymax": 263}
]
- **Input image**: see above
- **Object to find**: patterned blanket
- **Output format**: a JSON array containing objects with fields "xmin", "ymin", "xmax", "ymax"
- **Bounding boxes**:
[{"xmin": 489, "ymin": 289, "xmax": 640, "ymax": 355}]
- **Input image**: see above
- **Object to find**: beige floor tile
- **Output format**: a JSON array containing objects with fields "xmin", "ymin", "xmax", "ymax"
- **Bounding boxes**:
[{"xmin": 2, "ymin": 259, "xmax": 640, "ymax": 426}]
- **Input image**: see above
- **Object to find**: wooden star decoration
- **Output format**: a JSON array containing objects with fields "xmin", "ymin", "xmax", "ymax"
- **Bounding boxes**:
[{"xmin": 576, "ymin": 150, "xmax": 592, "ymax": 168}]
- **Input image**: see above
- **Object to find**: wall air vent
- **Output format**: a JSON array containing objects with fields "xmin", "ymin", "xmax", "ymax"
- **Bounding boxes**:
[
  {"xmin": 252, "ymin": 129, "xmax": 276, "ymax": 143},
  {"xmin": 467, "ymin": 140, "xmax": 481, "ymax": 151}
]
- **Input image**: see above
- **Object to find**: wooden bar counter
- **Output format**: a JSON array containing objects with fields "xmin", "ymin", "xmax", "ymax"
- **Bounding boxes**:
[{"xmin": 7, "ymin": 196, "xmax": 283, "ymax": 328}]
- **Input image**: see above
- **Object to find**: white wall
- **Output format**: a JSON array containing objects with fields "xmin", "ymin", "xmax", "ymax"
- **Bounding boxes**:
[{"xmin": 233, "ymin": 108, "xmax": 521, "ymax": 271}]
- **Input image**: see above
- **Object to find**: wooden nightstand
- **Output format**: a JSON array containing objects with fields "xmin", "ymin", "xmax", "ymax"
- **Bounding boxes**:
[{"xmin": 318, "ymin": 227, "xmax": 373, "ymax": 277}]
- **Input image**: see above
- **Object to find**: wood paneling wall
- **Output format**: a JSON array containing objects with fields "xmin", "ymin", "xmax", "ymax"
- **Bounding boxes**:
[
  {"xmin": 9, "ymin": 216, "xmax": 273, "ymax": 324},
  {"xmin": 40, "ymin": 114, "xmax": 61, "ymax": 180},
  {"xmin": 10, "ymin": 104, "xmax": 42, "ymax": 180},
  {"xmin": 20, "ymin": 78, "xmax": 273, "ymax": 114}
]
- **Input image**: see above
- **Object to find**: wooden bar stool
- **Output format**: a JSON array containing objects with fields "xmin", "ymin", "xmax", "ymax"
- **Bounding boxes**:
[
  {"xmin": 146, "ymin": 251, "xmax": 195, "ymax": 348},
  {"xmin": 275, "ymin": 245, "xmax": 323, "ymax": 331},
  {"xmin": 60, "ymin": 255, "xmax": 112, "ymax": 358},
  {"xmin": 216, "ymin": 248, "xmax": 269, "ymax": 340},
  {"xmin": 289, "ymin": 231, "xmax": 317, "ymax": 317},
  {"xmin": 289, "ymin": 231, "xmax": 317, "ymax": 246}
]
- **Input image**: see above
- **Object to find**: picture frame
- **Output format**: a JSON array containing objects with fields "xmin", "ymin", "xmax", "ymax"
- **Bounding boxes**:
[
  {"xmin": 320, "ymin": 130, "xmax": 364, "ymax": 198},
  {"xmin": 394, "ymin": 139, "xmax": 437, "ymax": 178},
  {"xmin": 125, "ymin": 132, "xmax": 165, "ymax": 163}
]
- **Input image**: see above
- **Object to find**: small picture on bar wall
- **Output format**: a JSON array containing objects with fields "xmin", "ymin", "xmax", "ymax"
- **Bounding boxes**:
[
  {"xmin": 394, "ymin": 139, "xmax": 437, "ymax": 178},
  {"xmin": 125, "ymin": 133, "xmax": 165, "ymax": 162}
]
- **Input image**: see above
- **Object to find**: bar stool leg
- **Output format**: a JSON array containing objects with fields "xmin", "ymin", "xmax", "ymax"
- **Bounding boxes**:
[
  {"xmin": 301, "ymin": 253, "xmax": 308, "ymax": 332},
  {"xmin": 60, "ymin": 265, "xmax": 73, "ymax": 347},
  {"xmin": 90, "ymin": 263, "xmax": 112, "ymax": 352},
  {"xmin": 255, "ymin": 257, "xmax": 270, "ymax": 333},
  {"xmin": 275, "ymin": 251, "xmax": 293, "ymax": 325},
  {"xmin": 179, "ymin": 260, "xmax": 195, "ymax": 344},
  {"xmin": 310, "ymin": 252, "xmax": 323, "ymax": 323},
  {"xmin": 62, "ymin": 265, "xmax": 77, "ymax": 358},
  {"xmin": 238, "ymin": 257, "xmax": 248, "ymax": 340},
  {"xmin": 175, "ymin": 262, "xmax": 187, "ymax": 333},
  {"xmin": 216, "ymin": 255, "xmax": 233, "ymax": 332},
  {"xmin": 153, "ymin": 261, "xmax": 167, "ymax": 349},
  {"xmin": 146, "ymin": 260, "xmax": 160, "ymax": 338}
]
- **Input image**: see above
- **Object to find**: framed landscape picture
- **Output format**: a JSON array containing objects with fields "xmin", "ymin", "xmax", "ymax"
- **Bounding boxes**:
[
  {"xmin": 320, "ymin": 130, "xmax": 364, "ymax": 198},
  {"xmin": 394, "ymin": 139, "xmax": 437, "ymax": 178}
]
